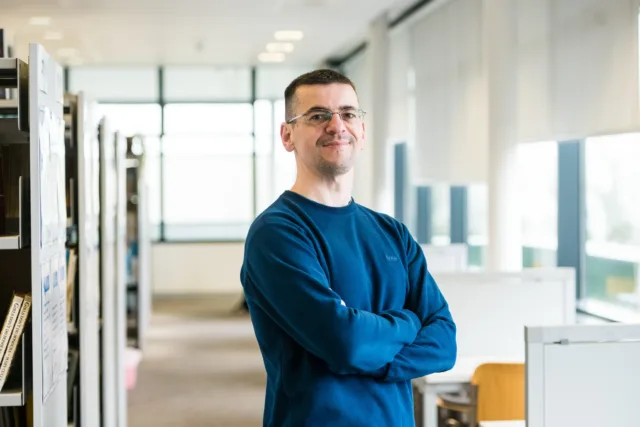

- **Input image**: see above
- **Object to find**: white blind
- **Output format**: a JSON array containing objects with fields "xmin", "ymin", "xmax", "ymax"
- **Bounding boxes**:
[
  {"xmin": 387, "ymin": 29, "xmax": 412, "ymax": 144},
  {"xmin": 163, "ymin": 66, "xmax": 251, "ymax": 101},
  {"xmin": 411, "ymin": 0, "xmax": 640, "ymax": 183},
  {"xmin": 342, "ymin": 51, "xmax": 374, "ymax": 207},
  {"xmin": 342, "ymin": 51, "xmax": 370, "ymax": 111},
  {"xmin": 552, "ymin": 0, "xmax": 639, "ymax": 140},
  {"xmin": 70, "ymin": 66, "xmax": 159, "ymax": 102},
  {"xmin": 516, "ymin": 0, "xmax": 553, "ymax": 142},
  {"xmin": 518, "ymin": 0, "xmax": 639, "ymax": 142},
  {"xmin": 411, "ymin": 0, "xmax": 488, "ymax": 183}
]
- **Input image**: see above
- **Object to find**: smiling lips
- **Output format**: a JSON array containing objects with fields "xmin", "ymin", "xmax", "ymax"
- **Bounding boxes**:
[{"xmin": 320, "ymin": 140, "xmax": 351, "ymax": 147}]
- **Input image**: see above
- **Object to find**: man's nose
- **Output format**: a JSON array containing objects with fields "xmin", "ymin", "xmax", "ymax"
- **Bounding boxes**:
[{"xmin": 325, "ymin": 113, "xmax": 346, "ymax": 134}]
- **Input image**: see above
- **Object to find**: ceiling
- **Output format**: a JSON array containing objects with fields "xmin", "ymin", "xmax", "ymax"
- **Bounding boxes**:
[{"xmin": 0, "ymin": 0, "xmax": 417, "ymax": 67}]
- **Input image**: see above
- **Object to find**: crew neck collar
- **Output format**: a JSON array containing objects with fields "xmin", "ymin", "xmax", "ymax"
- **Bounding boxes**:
[{"xmin": 282, "ymin": 190, "xmax": 357, "ymax": 215}]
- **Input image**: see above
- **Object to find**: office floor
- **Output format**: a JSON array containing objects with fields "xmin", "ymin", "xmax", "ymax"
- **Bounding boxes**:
[
  {"xmin": 125, "ymin": 293, "xmax": 608, "ymax": 427},
  {"xmin": 127, "ymin": 295, "xmax": 265, "ymax": 427}
]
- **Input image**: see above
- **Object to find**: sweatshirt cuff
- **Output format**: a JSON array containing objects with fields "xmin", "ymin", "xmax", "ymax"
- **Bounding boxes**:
[{"xmin": 404, "ymin": 309, "xmax": 422, "ymax": 332}]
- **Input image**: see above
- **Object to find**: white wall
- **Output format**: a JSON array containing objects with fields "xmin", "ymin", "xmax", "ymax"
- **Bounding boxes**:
[{"xmin": 151, "ymin": 242, "xmax": 245, "ymax": 295}]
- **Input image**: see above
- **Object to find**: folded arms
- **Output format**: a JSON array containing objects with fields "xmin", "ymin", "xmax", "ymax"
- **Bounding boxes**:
[{"xmin": 241, "ymin": 218, "xmax": 456, "ymax": 380}]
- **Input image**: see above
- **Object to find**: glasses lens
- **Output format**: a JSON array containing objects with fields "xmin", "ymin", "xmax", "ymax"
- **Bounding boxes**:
[
  {"xmin": 340, "ymin": 110, "xmax": 362, "ymax": 123},
  {"xmin": 303, "ymin": 109, "xmax": 364, "ymax": 125},
  {"xmin": 306, "ymin": 111, "xmax": 332, "ymax": 124}
]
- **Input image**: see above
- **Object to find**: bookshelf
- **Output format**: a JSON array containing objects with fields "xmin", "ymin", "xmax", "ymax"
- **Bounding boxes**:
[
  {"xmin": 115, "ymin": 131, "xmax": 127, "ymax": 427},
  {"xmin": 98, "ymin": 120, "xmax": 127, "ymax": 427},
  {"xmin": 0, "ymin": 44, "xmax": 69, "ymax": 427},
  {"xmin": 124, "ymin": 135, "xmax": 150, "ymax": 351},
  {"xmin": 63, "ymin": 92, "xmax": 101, "ymax": 427},
  {"xmin": 63, "ymin": 92, "xmax": 79, "ymax": 427}
]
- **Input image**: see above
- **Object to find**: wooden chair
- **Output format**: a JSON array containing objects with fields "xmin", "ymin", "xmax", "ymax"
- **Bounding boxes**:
[{"xmin": 436, "ymin": 363, "xmax": 525, "ymax": 427}]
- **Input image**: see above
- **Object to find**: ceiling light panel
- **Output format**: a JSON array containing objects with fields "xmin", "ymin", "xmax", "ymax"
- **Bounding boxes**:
[
  {"xmin": 274, "ymin": 30, "xmax": 303, "ymax": 41},
  {"xmin": 266, "ymin": 42, "xmax": 294, "ymax": 53}
]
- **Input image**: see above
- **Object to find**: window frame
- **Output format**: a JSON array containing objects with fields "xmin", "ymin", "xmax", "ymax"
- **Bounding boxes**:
[{"xmin": 80, "ymin": 65, "xmax": 300, "ymax": 243}]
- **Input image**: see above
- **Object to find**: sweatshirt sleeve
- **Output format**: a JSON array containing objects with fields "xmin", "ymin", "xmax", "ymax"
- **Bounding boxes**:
[
  {"xmin": 376, "ymin": 225, "xmax": 457, "ymax": 382},
  {"xmin": 241, "ymin": 218, "xmax": 421, "ymax": 375}
]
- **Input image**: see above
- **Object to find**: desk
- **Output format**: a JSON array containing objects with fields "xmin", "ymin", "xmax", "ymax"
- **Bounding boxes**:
[
  {"xmin": 479, "ymin": 422, "xmax": 525, "ymax": 427},
  {"xmin": 413, "ymin": 356, "xmax": 523, "ymax": 427}
]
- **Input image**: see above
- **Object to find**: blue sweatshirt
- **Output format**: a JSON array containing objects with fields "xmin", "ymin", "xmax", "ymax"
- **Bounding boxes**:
[{"xmin": 240, "ymin": 191, "xmax": 457, "ymax": 427}]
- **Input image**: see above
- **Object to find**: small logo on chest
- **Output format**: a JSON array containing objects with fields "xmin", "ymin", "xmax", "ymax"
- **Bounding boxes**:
[{"xmin": 385, "ymin": 254, "xmax": 398, "ymax": 262}]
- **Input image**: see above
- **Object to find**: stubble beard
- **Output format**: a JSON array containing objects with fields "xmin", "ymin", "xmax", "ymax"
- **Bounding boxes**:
[
  {"xmin": 317, "ymin": 156, "xmax": 352, "ymax": 177},
  {"xmin": 315, "ymin": 136, "xmax": 356, "ymax": 178}
]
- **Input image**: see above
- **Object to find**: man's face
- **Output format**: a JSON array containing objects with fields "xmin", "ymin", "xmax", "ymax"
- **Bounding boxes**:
[{"xmin": 281, "ymin": 83, "xmax": 365, "ymax": 178}]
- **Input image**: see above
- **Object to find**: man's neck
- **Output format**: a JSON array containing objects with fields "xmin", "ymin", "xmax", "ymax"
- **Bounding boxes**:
[{"xmin": 290, "ymin": 171, "xmax": 353, "ymax": 208}]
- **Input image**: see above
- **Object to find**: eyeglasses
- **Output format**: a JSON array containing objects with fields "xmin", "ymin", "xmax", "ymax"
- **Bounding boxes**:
[{"xmin": 287, "ymin": 108, "xmax": 366, "ymax": 126}]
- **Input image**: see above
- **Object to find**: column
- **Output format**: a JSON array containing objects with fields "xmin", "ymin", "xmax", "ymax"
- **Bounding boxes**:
[
  {"xmin": 484, "ymin": 0, "xmax": 522, "ymax": 271},
  {"xmin": 416, "ymin": 186, "xmax": 433, "ymax": 244},
  {"xmin": 367, "ymin": 14, "xmax": 391, "ymax": 213},
  {"xmin": 393, "ymin": 143, "xmax": 408, "ymax": 223},
  {"xmin": 557, "ymin": 140, "xmax": 586, "ymax": 298},
  {"xmin": 450, "ymin": 186, "xmax": 468, "ymax": 244}
]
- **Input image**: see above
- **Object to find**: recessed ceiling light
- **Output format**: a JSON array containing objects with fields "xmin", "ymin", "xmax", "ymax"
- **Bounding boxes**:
[
  {"xmin": 29, "ymin": 17, "xmax": 51, "ymax": 26},
  {"xmin": 274, "ymin": 30, "xmax": 303, "ymax": 41},
  {"xmin": 258, "ymin": 52, "xmax": 286, "ymax": 63},
  {"xmin": 44, "ymin": 31, "xmax": 63, "ymax": 40},
  {"xmin": 266, "ymin": 42, "xmax": 294, "ymax": 53}
]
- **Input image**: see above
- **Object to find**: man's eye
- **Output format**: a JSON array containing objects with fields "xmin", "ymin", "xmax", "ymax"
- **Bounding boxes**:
[
  {"xmin": 343, "ymin": 113, "xmax": 356, "ymax": 120},
  {"xmin": 310, "ymin": 114, "xmax": 327, "ymax": 121}
]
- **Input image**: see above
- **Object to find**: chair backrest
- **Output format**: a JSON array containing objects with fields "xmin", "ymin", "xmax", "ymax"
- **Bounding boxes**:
[{"xmin": 471, "ymin": 363, "xmax": 525, "ymax": 422}]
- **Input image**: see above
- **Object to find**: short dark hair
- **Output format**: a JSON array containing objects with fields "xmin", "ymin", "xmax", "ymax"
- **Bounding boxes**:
[{"xmin": 284, "ymin": 69, "xmax": 357, "ymax": 122}]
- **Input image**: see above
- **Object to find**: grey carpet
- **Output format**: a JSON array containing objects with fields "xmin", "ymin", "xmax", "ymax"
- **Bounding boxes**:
[{"xmin": 128, "ymin": 295, "xmax": 266, "ymax": 427}]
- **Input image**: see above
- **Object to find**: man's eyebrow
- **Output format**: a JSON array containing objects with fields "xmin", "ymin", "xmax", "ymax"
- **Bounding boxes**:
[
  {"xmin": 304, "ymin": 105, "xmax": 358, "ymax": 112},
  {"xmin": 305, "ymin": 105, "xmax": 330, "ymax": 112}
]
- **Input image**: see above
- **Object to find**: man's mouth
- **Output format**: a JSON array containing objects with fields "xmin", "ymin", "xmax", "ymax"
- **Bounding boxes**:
[{"xmin": 320, "ymin": 140, "xmax": 350, "ymax": 147}]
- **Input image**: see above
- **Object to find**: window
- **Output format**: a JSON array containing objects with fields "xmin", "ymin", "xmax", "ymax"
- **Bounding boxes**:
[
  {"xmin": 467, "ymin": 183, "xmax": 488, "ymax": 244},
  {"xmin": 585, "ymin": 134, "xmax": 640, "ymax": 246},
  {"xmin": 518, "ymin": 141, "xmax": 558, "ymax": 269},
  {"xmin": 161, "ymin": 135, "xmax": 254, "ymax": 241},
  {"xmin": 431, "ymin": 183, "xmax": 451, "ymax": 245},
  {"xmin": 518, "ymin": 141, "xmax": 558, "ymax": 250},
  {"xmin": 255, "ymin": 99, "xmax": 272, "ymax": 215},
  {"xmin": 71, "ymin": 66, "xmax": 158, "ymax": 102},
  {"xmin": 467, "ymin": 183, "xmax": 488, "ymax": 267},
  {"xmin": 254, "ymin": 100, "xmax": 273, "ymax": 155},
  {"xmin": 96, "ymin": 104, "xmax": 162, "ymax": 137},
  {"xmin": 71, "ymin": 66, "xmax": 309, "ymax": 242},
  {"xmin": 163, "ymin": 66, "xmax": 252, "ymax": 102},
  {"xmin": 94, "ymin": 103, "xmax": 162, "ymax": 241},
  {"xmin": 273, "ymin": 100, "xmax": 296, "ymax": 196},
  {"xmin": 163, "ymin": 103, "xmax": 253, "ymax": 135},
  {"xmin": 162, "ymin": 102, "xmax": 255, "ymax": 240},
  {"xmin": 584, "ymin": 133, "xmax": 640, "ymax": 315},
  {"xmin": 256, "ymin": 66, "xmax": 314, "ymax": 99},
  {"xmin": 142, "ymin": 137, "xmax": 162, "ymax": 241}
]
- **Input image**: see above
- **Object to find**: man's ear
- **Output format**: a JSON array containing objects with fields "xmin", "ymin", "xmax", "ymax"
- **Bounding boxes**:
[
  {"xmin": 281, "ymin": 122, "xmax": 295, "ymax": 152},
  {"xmin": 359, "ymin": 121, "xmax": 366, "ymax": 151}
]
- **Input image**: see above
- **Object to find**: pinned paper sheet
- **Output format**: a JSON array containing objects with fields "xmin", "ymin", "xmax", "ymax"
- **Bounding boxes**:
[
  {"xmin": 41, "ymin": 255, "xmax": 68, "ymax": 404},
  {"xmin": 38, "ymin": 107, "xmax": 67, "ymax": 248}
]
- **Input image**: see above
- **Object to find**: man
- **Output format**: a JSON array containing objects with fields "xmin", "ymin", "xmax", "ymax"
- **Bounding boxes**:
[{"xmin": 240, "ymin": 69, "xmax": 456, "ymax": 427}]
